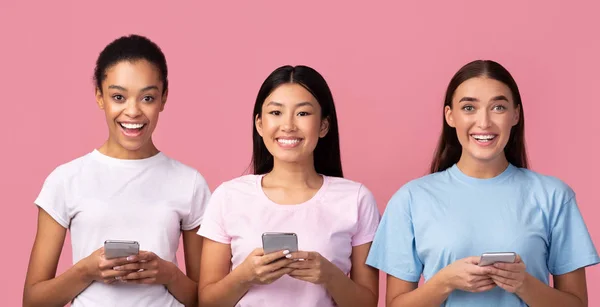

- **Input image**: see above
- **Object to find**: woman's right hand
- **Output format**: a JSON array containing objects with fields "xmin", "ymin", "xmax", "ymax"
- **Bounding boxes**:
[
  {"xmin": 80, "ymin": 247, "xmax": 137, "ymax": 284},
  {"xmin": 239, "ymin": 248, "xmax": 295, "ymax": 285},
  {"xmin": 439, "ymin": 256, "xmax": 496, "ymax": 293}
]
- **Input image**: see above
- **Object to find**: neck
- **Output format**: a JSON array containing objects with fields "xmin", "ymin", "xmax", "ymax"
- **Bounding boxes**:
[
  {"xmin": 98, "ymin": 138, "xmax": 159, "ymax": 160},
  {"xmin": 456, "ymin": 153, "xmax": 509, "ymax": 179},
  {"xmin": 265, "ymin": 157, "xmax": 321, "ymax": 188}
]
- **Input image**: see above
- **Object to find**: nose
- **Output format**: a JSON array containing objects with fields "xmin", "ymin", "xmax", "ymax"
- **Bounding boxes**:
[
  {"xmin": 477, "ymin": 109, "xmax": 491, "ymax": 129},
  {"xmin": 280, "ymin": 113, "xmax": 297, "ymax": 132},
  {"xmin": 124, "ymin": 100, "xmax": 142, "ymax": 118}
]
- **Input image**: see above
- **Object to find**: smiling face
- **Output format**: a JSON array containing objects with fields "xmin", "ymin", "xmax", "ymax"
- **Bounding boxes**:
[
  {"xmin": 445, "ymin": 77, "xmax": 520, "ymax": 166},
  {"xmin": 95, "ymin": 60, "xmax": 166, "ymax": 154},
  {"xmin": 255, "ymin": 83, "xmax": 329, "ymax": 166}
]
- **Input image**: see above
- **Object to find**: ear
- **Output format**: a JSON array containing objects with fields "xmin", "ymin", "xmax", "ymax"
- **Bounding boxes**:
[
  {"xmin": 512, "ymin": 104, "xmax": 520, "ymax": 126},
  {"xmin": 255, "ymin": 114, "xmax": 263, "ymax": 137},
  {"xmin": 160, "ymin": 89, "xmax": 168, "ymax": 112},
  {"xmin": 95, "ymin": 88, "xmax": 105, "ymax": 110},
  {"xmin": 444, "ymin": 105, "xmax": 455, "ymax": 128},
  {"xmin": 319, "ymin": 117, "xmax": 330, "ymax": 138}
]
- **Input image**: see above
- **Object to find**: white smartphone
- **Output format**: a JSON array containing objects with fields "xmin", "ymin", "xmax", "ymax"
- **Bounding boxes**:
[
  {"xmin": 262, "ymin": 232, "xmax": 298, "ymax": 254},
  {"xmin": 104, "ymin": 240, "xmax": 140, "ymax": 259},
  {"xmin": 478, "ymin": 252, "xmax": 516, "ymax": 266}
]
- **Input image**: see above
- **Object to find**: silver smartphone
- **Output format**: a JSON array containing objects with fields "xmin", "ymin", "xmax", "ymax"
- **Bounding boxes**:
[
  {"xmin": 478, "ymin": 252, "xmax": 516, "ymax": 266},
  {"xmin": 104, "ymin": 240, "xmax": 140, "ymax": 259},
  {"xmin": 262, "ymin": 232, "xmax": 298, "ymax": 254}
]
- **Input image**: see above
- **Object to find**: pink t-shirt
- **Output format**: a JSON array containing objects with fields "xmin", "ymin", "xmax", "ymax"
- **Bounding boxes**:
[{"xmin": 197, "ymin": 174, "xmax": 380, "ymax": 307}]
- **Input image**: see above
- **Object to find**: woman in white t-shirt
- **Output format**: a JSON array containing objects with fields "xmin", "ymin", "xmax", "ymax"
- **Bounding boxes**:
[{"xmin": 23, "ymin": 34, "xmax": 211, "ymax": 307}]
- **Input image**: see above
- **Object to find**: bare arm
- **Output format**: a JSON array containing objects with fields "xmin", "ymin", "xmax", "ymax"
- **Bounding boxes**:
[
  {"xmin": 197, "ymin": 239, "xmax": 252, "ymax": 307},
  {"xmin": 325, "ymin": 243, "xmax": 379, "ymax": 307},
  {"xmin": 164, "ymin": 227, "xmax": 203, "ymax": 307},
  {"xmin": 23, "ymin": 208, "xmax": 92, "ymax": 307},
  {"xmin": 515, "ymin": 269, "xmax": 588, "ymax": 307},
  {"xmin": 387, "ymin": 257, "xmax": 495, "ymax": 307}
]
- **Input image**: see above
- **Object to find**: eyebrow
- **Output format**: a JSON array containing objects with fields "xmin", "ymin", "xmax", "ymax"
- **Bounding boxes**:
[
  {"xmin": 266, "ymin": 101, "xmax": 314, "ymax": 107},
  {"xmin": 107, "ymin": 85, "xmax": 159, "ymax": 92},
  {"xmin": 458, "ymin": 95, "xmax": 509, "ymax": 103}
]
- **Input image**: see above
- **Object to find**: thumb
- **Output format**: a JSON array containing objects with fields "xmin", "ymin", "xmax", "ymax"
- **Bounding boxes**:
[
  {"xmin": 251, "ymin": 248, "xmax": 265, "ymax": 256},
  {"xmin": 464, "ymin": 256, "xmax": 481, "ymax": 265}
]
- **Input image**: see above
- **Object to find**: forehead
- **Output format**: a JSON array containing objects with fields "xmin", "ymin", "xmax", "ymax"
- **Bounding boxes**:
[
  {"xmin": 264, "ymin": 83, "xmax": 318, "ymax": 106},
  {"xmin": 453, "ymin": 77, "xmax": 513, "ymax": 101},
  {"xmin": 103, "ymin": 60, "xmax": 162, "ymax": 89}
]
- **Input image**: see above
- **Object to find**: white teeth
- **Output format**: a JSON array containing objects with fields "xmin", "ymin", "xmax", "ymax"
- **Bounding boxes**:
[
  {"xmin": 472, "ymin": 134, "xmax": 495, "ymax": 140},
  {"xmin": 277, "ymin": 139, "xmax": 301, "ymax": 145},
  {"xmin": 120, "ymin": 123, "xmax": 145, "ymax": 129}
]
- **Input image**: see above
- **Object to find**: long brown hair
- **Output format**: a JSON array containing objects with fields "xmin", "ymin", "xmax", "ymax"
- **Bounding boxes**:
[{"xmin": 430, "ymin": 60, "xmax": 528, "ymax": 173}]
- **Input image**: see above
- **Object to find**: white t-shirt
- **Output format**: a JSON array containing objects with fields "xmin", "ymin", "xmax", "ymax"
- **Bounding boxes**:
[{"xmin": 34, "ymin": 149, "xmax": 211, "ymax": 307}]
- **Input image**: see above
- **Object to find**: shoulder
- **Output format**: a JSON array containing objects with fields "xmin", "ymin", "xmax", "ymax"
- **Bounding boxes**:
[
  {"xmin": 44, "ymin": 153, "xmax": 94, "ymax": 183},
  {"xmin": 512, "ymin": 167, "xmax": 575, "ymax": 203},
  {"xmin": 211, "ymin": 174, "xmax": 260, "ymax": 196}
]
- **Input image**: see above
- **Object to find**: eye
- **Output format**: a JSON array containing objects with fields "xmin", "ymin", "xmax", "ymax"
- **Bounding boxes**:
[
  {"xmin": 269, "ymin": 110, "xmax": 281, "ymax": 116},
  {"xmin": 112, "ymin": 94, "xmax": 125, "ymax": 102},
  {"xmin": 493, "ymin": 105, "xmax": 506, "ymax": 111},
  {"xmin": 462, "ymin": 105, "xmax": 475, "ymax": 112},
  {"xmin": 142, "ymin": 96, "xmax": 155, "ymax": 103},
  {"xmin": 297, "ymin": 111, "xmax": 310, "ymax": 116}
]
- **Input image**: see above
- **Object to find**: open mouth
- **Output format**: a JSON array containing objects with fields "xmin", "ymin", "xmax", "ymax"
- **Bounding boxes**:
[
  {"xmin": 119, "ymin": 122, "xmax": 147, "ymax": 136},
  {"xmin": 471, "ymin": 134, "xmax": 497, "ymax": 144},
  {"xmin": 276, "ymin": 138, "xmax": 303, "ymax": 148}
]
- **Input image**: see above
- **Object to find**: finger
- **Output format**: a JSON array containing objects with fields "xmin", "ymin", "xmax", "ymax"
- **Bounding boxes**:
[
  {"xmin": 133, "ymin": 251, "xmax": 156, "ymax": 262},
  {"xmin": 122, "ymin": 269, "xmax": 156, "ymax": 280},
  {"xmin": 488, "ymin": 267, "xmax": 518, "ymax": 279},
  {"xmin": 288, "ymin": 251, "xmax": 311, "ymax": 261},
  {"xmin": 469, "ymin": 275, "xmax": 493, "ymax": 283},
  {"xmin": 288, "ymin": 269, "xmax": 314, "ymax": 277},
  {"xmin": 251, "ymin": 248, "xmax": 265, "ymax": 257},
  {"xmin": 493, "ymin": 262, "xmax": 525, "ymax": 273},
  {"xmin": 515, "ymin": 254, "xmax": 522, "ymax": 263},
  {"xmin": 285, "ymin": 260, "xmax": 313, "ymax": 270},
  {"xmin": 114, "ymin": 261, "xmax": 155, "ymax": 272},
  {"xmin": 100, "ymin": 269, "xmax": 131, "ymax": 280},
  {"xmin": 261, "ymin": 267, "xmax": 294, "ymax": 283},
  {"xmin": 473, "ymin": 278, "xmax": 496, "ymax": 288},
  {"xmin": 490, "ymin": 275, "xmax": 516, "ymax": 287},
  {"xmin": 464, "ymin": 256, "xmax": 482, "ymax": 265},
  {"xmin": 261, "ymin": 250, "xmax": 292, "ymax": 265},
  {"xmin": 121, "ymin": 277, "xmax": 157, "ymax": 284},
  {"xmin": 99, "ymin": 256, "xmax": 135, "ymax": 269},
  {"xmin": 467, "ymin": 265, "xmax": 493, "ymax": 276},
  {"xmin": 492, "ymin": 277, "xmax": 516, "ymax": 292},
  {"xmin": 262, "ymin": 258, "xmax": 295, "ymax": 273}
]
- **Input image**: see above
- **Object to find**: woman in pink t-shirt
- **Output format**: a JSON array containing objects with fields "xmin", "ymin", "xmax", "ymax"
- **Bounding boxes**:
[{"xmin": 197, "ymin": 65, "xmax": 381, "ymax": 307}]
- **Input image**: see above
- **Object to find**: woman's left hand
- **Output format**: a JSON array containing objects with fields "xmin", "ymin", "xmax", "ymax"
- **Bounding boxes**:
[
  {"xmin": 113, "ymin": 251, "xmax": 177, "ymax": 285},
  {"xmin": 487, "ymin": 254, "xmax": 527, "ymax": 294},
  {"xmin": 285, "ymin": 251, "xmax": 337, "ymax": 285}
]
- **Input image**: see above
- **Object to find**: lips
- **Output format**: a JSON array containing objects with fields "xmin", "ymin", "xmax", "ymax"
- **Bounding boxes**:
[
  {"xmin": 276, "ymin": 137, "xmax": 303, "ymax": 148},
  {"xmin": 118, "ymin": 122, "xmax": 147, "ymax": 137}
]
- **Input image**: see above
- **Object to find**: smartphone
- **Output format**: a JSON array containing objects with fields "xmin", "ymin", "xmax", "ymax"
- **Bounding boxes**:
[
  {"xmin": 262, "ymin": 232, "xmax": 298, "ymax": 254},
  {"xmin": 478, "ymin": 252, "xmax": 516, "ymax": 266},
  {"xmin": 104, "ymin": 240, "xmax": 140, "ymax": 259}
]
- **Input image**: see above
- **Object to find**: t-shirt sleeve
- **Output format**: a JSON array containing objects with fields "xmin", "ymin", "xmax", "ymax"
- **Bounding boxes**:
[
  {"xmin": 181, "ymin": 171, "xmax": 212, "ymax": 230},
  {"xmin": 34, "ymin": 166, "xmax": 70, "ymax": 228},
  {"xmin": 547, "ymin": 191, "xmax": 600, "ymax": 275},
  {"xmin": 196, "ymin": 184, "xmax": 231, "ymax": 244},
  {"xmin": 366, "ymin": 185, "xmax": 423, "ymax": 282},
  {"xmin": 351, "ymin": 184, "xmax": 381, "ymax": 246}
]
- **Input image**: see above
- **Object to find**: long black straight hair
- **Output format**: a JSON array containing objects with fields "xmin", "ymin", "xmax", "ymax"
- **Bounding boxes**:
[{"xmin": 251, "ymin": 65, "xmax": 343, "ymax": 177}]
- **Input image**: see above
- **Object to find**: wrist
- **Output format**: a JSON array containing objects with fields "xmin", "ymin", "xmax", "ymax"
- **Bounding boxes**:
[
  {"xmin": 432, "ymin": 268, "xmax": 454, "ymax": 295},
  {"xmin": 515, "ymin": 272, "xmax": 533, "ymax": 297},
  {"xmin": 165, "ymin": 261, "xmax": 179, "ymax": 286},
  {"xmin": 233, "ymin": 264, "xmax": 254, "ymax": 287},
  {"xmin": 323, "ymin": 262, "xmax": 343, "ymax": 288},
  {"xmin": 74, "ymin": 258, "xmax": 93, "ymax": 283}
]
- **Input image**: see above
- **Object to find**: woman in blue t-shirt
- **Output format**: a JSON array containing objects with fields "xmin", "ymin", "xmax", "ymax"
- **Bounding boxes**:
[{"xmin": 366, "ymin": 60, "xmax": 599, "ymax": 306}]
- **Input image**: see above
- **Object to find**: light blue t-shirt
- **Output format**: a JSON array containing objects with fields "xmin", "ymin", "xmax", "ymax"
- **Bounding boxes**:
[{"xmin": 366, "ymin": 163, "xmax": 599, "ymax": 306}]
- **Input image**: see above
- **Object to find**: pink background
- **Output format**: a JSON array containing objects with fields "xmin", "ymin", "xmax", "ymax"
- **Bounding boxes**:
[{"xmin": 2, "ymin": 1, "xmax": 599, "ymax": 306}]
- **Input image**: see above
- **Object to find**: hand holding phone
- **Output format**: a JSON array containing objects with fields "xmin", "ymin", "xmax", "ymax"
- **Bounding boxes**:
[
  {"xmin": 104, "ymin": 240, "xmax": 140, "ymax": 259},
  {"xmin": 261, "ymin": 232, "xmax": 298, "ymax": 254},
  {"xmin": 478, "ymin": 252, "xmax": 516, "ymax": 266}
]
